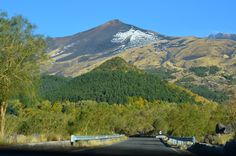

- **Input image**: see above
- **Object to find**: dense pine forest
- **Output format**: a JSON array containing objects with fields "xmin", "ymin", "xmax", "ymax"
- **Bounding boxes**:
[{"xmin": 40, "ymin": 57, "xmax": 205, "ymax": 105}]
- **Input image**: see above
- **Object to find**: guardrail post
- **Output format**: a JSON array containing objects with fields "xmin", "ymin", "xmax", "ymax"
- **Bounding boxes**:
[
  {"xmin": 71, "ymin": 135, "xmax": 75, "ymax": 146},
  {"xmin": 192, "ymin": 136, "xmax": 196, "ymax": 144}
]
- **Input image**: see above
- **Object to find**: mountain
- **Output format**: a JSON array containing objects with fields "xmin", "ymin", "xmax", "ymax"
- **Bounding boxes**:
[
  {"xmin": 45, "ymin": 22, "xmax": 236, "ymax": 77},
  {"xmin": 208, "ymin": 33, "xmax": 236, "ymax": 41},
  {"xmin": 47, "ymin": 19, "xmax": 170, "ymax": 62},
  {"xmin": 40, "ymin": 57, "xmax": 208, "ymax": 104},
  {"xmin": 44, "ymin": 20, "xmax": 236, "ymax": 103},
  {"xmin": 45, "ymin": 20, "xmax": 175, "ymax": 76}
]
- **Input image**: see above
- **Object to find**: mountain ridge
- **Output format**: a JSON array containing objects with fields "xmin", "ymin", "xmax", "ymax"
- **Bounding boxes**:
[{"xmin": 92, "ymin": 56, "xmax": 140, "ymax": 73}]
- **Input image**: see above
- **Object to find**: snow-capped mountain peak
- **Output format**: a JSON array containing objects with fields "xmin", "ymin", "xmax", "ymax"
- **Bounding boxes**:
[
  {"xmin": 47, "ymin": 20, "xmax": 162, "ymax": 62},
  {"xmin": 111, "ymin": 28, "xmax": 158, "ymax": 47}
]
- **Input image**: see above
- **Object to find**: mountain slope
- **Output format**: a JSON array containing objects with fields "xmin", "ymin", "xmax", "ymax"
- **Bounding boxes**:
[
  {"xmin": 40, "ymin": 57, "xmax": 208, "ymax": 104},
  {"xmin": 114, "ymin": 38, "xmax": 236, "ymax": 102},
  {"xmin": 121, "ymin": 38, "xmax": 236, "ymax": 72}
]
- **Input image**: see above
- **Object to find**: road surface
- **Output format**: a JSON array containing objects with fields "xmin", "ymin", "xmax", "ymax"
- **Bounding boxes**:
[
  {"xmin": 75, "ymin": 137, "xmax": 192, "ymax": 156},
  {"xmin": 0, "ymin": 137, "xmax": 192, "ymax": 156}
]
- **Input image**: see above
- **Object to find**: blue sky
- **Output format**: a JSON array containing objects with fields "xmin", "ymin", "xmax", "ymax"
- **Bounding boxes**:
[{"xmin": 1, "ymin": 0, "xmax": 236, "ymax": 37}]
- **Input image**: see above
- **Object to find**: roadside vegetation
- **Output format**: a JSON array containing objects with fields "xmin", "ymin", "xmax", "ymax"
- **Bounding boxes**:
[
  {"xmin": 0, "ymin": 12, "xmax": 46, "ymax": 140},
  {"xmin": 4, "ymin": 99, "xmax": 236, "ymax": 143}
]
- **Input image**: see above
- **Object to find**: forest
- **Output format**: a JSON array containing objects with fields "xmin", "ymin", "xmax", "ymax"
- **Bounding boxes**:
[
  {"xmin": 6, "ymin": 98, "xmax": 236, "ymax": 141},
  {"xmin": 189, "ymin": 66, "xmax": 221, "ymax": 77},
  {"xmin": 40, "ymin": 57, "xmax": 206, "ymax": 105}
]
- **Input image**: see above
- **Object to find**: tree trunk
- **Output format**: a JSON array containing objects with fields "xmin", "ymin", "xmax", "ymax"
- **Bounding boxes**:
[{"xmin": 0, "ymin": 101, "xmax": 7, "ymax": 139}]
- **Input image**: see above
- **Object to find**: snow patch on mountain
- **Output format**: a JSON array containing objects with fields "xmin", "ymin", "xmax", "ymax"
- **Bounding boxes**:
[
  {"xmin": 51, "ymin": 43, "xmax": 76, "ymax": 57},
  {"xmin": 51, "ymin": 49, "xmax": 64, "ymax": 57},
  {"xmin": 111, "ymin": 28, "xmax": 158, "ymax": 47},
  {"xmin": 63, "ymin": 43, "xmax": 76, "ymax": 50}
]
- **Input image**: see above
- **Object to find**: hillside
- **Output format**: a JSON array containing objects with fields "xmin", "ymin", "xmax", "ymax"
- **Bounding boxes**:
[
  {"xmin": 115, "ymin": 38, "xmax": 236, "ymax": 102},
  {"xmin": 40, "ymin": 57, "xmax": 207, "ymax": 104}
]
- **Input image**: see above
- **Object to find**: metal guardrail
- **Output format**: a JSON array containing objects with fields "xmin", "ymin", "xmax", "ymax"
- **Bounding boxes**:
[
  {"xmin": 169, "ymin": 136, "xmax": 196, "ymax": 143},
  {"xmin": 167, "ymin": 136, "xmax": 196, "ymax": 146},
  {"xmin": 156, "ymin": 135, "xmax": 196, "ymax": 147},
  {"xmin": 155, "ymin": 135, "xmax": 167, "ymax": 139},
  {"xmin": 70, "ymin": 134, "xmax": 124, "ymax": 145}
]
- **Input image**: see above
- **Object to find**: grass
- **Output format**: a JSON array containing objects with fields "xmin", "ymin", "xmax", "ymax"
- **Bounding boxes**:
[
  {"xmin": 214, "ymin": 134, "xmax": 235, "ymax": 145},
  {"xmin": 1, "ymin": 134, "xmax": 127, "ymax": 150},
  {"xmin": 77, "ymin": 136, "xmax": 127, "ymax": 147},
  {"xmin": 5, "ymin": 134, "xmax": 67, "ymax": 144},
  {"xmin": 74, "ymin": 136, "xmax": 127, "ymax": 147}
]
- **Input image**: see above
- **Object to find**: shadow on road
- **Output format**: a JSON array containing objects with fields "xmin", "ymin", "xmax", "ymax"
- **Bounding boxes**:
[
  {"xmin": 187, "ymin": 143, "xmax": 224, "ymax": 156},
  {"xmin": 0, "ymin": 148, "xmax": 70, "ymax": 156},
  {"xmin": 0, "ymin": 137, "xmax": 193, "ymax": 156}
]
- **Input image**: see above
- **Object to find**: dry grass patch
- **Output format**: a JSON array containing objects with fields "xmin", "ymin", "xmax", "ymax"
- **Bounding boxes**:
[{"xmin": 74, "ymin": 136, "xmax": 127, "ymax": 147}]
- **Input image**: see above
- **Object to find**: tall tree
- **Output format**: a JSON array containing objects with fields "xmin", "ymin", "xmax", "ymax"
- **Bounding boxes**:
[{"xmin": 0, "ymin": 12, "xmax": 46, "ymax": 139}]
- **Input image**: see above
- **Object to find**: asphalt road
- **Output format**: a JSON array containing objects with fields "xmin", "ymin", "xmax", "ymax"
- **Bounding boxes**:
[
  {"xmin": 75, "ymin": 137, "xmax": 192, "ymax": 156},
  {"xmin": 0, "ymin": 137, "xmax": 193, "ymax": 156}
]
